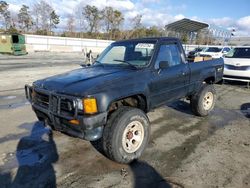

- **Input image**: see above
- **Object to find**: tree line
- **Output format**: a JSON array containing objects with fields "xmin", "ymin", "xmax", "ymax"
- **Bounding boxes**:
[
  {"xmin": 0, "ymin": 0, "xmax": 166, "ymax": 40},
  {"xmin": 0, "ymin": 0, "xmax": 217, "ymax": 44},
  {"xmin": 0, "ymin": 1, "xmax": 59, "ymax": 35}
]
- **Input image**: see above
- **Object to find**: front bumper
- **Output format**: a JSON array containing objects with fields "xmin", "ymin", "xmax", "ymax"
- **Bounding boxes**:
[
  {"xmin": 25, "ymin": 85, "xmax": 107, "ymax": 141},
  {"xmin": 223, "ymin": 68, "xmax": 250, "ymax": 82}
]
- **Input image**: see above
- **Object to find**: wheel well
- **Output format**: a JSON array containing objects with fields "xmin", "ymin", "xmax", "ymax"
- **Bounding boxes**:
[
  {"xmin": 108, "ymin": 95, "xmax": 147, "ymax": 114},
  {"xmin": 204, "ymin": 77, "xmax": 215, "ymax": 84}
]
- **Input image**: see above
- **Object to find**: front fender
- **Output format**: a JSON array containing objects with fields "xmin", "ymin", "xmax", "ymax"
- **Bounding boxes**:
[{"xmin": 93, "ymin": 86, "xmax": 150, "ymax": 113}]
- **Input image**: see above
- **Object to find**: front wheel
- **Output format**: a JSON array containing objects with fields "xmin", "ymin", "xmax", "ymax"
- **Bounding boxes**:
[
  {"xmin": 102, "ymin": 107, "xmax": 150, "ymax": 164},
  {"xmin": 190, "ymin": 84, "xmax": 216, "ymax": 116}
]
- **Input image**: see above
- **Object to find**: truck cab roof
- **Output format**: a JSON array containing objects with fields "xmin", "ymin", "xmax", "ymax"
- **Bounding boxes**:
[{"xmin": 115, "ymin": 37, "xmax": 180, "ymax": 43}]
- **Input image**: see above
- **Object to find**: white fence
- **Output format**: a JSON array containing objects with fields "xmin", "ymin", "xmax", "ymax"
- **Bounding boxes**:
[
  {"xmin": 24, "ymin": 34, "xmax": 225, "ymax": 54},
  {"xmin": 24, "ymin": 34, "xmax": 113, "ymax": 53}
]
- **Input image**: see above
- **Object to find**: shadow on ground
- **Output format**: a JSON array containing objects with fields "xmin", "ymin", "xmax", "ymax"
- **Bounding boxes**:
[
  {"xmin": 89, "ymin": 139, "xmax": 184, "ymax": 187},
  {"xmin": 241, "ymin": 103, "xmax": 250, "ymax": 118},
  {"xmin": 167, "ymin": 100, "xmax": 193, "ymax": 115},
  {"xmin": 0, "ymin": 121, "xmax": 58, "ymax": 188},
  {"xmin": 129, "ymin": 160, "xmax": 183, "ymax": 188},
  {"xmin": 223, "ymin": 80, "xmax": 250, "ymax": 89}
]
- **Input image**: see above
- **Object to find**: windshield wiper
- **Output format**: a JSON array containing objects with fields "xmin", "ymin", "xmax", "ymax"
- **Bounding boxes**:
[
  {"xmin": 113, "ymin": 59, "xmax": 137, "ymax": 69},
  {"xmin": 93, "ymin": 60, "xmax": 104, "ymax": 67},
  {"xmin": 94, "ymin": 60, "xmax": 101, "ymax": 64}
]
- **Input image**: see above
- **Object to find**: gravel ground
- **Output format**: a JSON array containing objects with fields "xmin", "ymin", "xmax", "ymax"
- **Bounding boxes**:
[{"xmin": 0, "ymin": 53, "xmax": 249, "ymax": 188}]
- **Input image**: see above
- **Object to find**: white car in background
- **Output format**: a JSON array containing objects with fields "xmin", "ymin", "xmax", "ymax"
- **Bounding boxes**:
[
  {"xmin": 197, "ymin": 47, "xmax": 231, "ymax": 59},
  {"xmin": 223, "ymin": 47, "xmax": 250, "ymax": 82}
]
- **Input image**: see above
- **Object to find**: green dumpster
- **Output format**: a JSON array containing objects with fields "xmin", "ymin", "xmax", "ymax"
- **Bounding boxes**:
[{"xmin": 0, "ymin": 33, "xmax": 27, "ymax": 55}]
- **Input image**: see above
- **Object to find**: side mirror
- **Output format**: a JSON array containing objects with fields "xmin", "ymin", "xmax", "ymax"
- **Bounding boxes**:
[{"xmin": 159, "ymin": 61, "xmax": 169, "ymax": 69}]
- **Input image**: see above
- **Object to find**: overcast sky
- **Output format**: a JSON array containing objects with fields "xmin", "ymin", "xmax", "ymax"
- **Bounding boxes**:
[{"xmin": 6, "ymin": 0, "xmax": 250, "ymax": 36}]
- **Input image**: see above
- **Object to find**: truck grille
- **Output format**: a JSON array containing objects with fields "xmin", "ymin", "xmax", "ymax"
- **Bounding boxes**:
[
  {"xmin": 34, "ymin": 91, "xmax": 49, "ymax": 108},
  {"xmin": 225, "ymin": 64, "xmax": 250, "ymax": 71},
  {"xmin": 33, "ymin": 90, "xmax": 76, "ymax": 117},
  {"xmin": 60, "ymin": 98, "xmax": 75, "ymax": 116}
]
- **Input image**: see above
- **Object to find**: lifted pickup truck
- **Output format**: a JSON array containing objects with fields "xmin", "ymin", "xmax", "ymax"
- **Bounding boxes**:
[{"xmin": 25, "ymin": 37, "xmax": 224, "ymax": 163}]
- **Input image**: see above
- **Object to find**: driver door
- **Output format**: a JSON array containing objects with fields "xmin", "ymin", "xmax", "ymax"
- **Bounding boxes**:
[{"xmin": 149, "ymin": 42, "xmax": 190, "ymax": 108}]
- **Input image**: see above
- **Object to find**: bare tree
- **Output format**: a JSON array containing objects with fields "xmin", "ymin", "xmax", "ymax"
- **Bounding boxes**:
[
  {"xmin": 128, "ymin": 14, "xmax": 143, "ymax": 38},
  {"xmin": 32, "ymin": 0, "xmax": 59, "ymax": 34},
  {"xmin": 32, "ymin": 2, "xmax": 40, "ymax": 32},
  {"xmin": 102, "ymin": 7, "xmax": 124, "ymax": 39},
  {"xmin": 0, "ymin": 1, "xmax": 11, "ymax": 30},
  {"xmin": 18, "ymin": 5, "xmax": 33, "ymax": 32},
  {"xmin": 10, "ymin": 12, "xmax": 18, "ymax": 31},
  {"xmin": 66, "ymin": 14, "xmax": 75, "ymax": 34},
  {"xmin": 49, "ymin": 10, "xmax": 60, "ymax": 32},
  {"xmin": 110, "ymin": 10, "xmax": 124, "ymax": 39},
  {"xmin": 102, "ymin": 6, "xmax": 114, "ymax": 33},
  {"xmin": 112, "ymin": 10, "xmax": 124, "ymax": 30},
  {"xmin": 75, "ymin": 3, "xmax": 87, "ymax": 36},
  {"xmin": 40, "ymin": 0, "xmax": 52, "ymax": 32},
  {"xmin": 32, "ymin": 0, "xmax": 51, "ymax": 33},
  {"xmin": 82, "ymin": 5, "xmax": 101, "ymax": 34},
  {"xmin": 131, "ymin": 14, "xmax": 142, "ymax": 29}
]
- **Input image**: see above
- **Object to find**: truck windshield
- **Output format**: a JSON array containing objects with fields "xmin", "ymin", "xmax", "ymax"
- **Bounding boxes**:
[
  {"xmin": 95, "ymin": 40, "xmax": 156, "ymax": 68},
  {"xmin": 225, "ymin": 48, "xmax": 250, "ymax": 58}
]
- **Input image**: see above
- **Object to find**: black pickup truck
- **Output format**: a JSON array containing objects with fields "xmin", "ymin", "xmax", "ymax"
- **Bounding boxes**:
[{"xmin": 25, "ymin": 37, "xmax": 224, "ymax": 163}]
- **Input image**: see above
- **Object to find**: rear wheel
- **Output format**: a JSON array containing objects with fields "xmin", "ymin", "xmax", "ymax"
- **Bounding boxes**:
[
  {"xmin": 190, "ymin": 84, "xmax": 216, "ymax": 116},
  {"xmin": 102, "ymin": 107, "xmax": 150, "ymax": 163}
]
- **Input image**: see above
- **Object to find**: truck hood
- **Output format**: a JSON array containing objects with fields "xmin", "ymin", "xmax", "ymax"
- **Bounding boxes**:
[{"xmin": 34, "ymin": 65, "xmax": 133, "ymax": 96}]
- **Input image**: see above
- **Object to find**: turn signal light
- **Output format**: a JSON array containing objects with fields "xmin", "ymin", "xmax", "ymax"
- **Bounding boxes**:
[
  {"xmin": 83, "ymin": 98, "xmax": 98, "ymax": 114},
  {"xmin": 69, "ymin": 119, "xmax": 80, "ymax": 125}
]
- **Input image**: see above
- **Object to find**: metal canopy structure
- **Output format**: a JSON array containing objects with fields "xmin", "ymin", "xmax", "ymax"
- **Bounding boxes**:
[
  {"xmin": 165, "ymin": 18, "xmax": 209, "ymax": 33},
  {"xmin": 165, "ymin": 18, "xmax": 233, "ymax": 45}
]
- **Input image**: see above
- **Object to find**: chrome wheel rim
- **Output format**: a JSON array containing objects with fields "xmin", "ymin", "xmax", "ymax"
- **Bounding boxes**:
[
  {"xmin": 122, "ymin": 121, "xmax": 144, "ymax": 153},
  {"xmin": 203, "ymin": 92, "xmax": 214, "ymax": 110}
]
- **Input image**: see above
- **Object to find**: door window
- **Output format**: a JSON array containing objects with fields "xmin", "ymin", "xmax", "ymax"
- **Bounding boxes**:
[{"xmin": 155, "ymin": 43, "xmax": 182, "ymax": 69}]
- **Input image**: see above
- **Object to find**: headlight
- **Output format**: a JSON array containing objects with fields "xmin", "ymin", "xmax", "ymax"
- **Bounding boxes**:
[
  {"xmin": 76, "ymin": 99, "xmax": 83, "ymax": 110},
  {"xmin": 77, "ymin": 97, "xmax": 98, "ymax": 114}
]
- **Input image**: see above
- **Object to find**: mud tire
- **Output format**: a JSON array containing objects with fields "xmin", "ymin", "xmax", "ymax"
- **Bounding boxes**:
[
  {"xmin": 102, "ymin": 107, "xmax": 150, "ymax": 164},
  {"xmin": 190, "ymin": 84, "xmax": 216, "ymax": 117}
]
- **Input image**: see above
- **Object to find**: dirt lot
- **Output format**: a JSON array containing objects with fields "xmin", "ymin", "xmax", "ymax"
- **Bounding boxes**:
[{"xmin": 0, "ymin": 53, "xmax": 250, "ymax": 188}]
